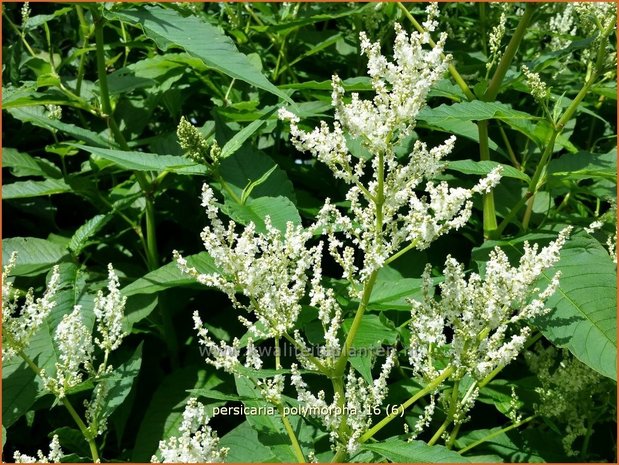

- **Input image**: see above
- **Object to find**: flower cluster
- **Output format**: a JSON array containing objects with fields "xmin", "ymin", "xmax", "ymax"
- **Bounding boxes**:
[
  {"xmin": 547, "ymin": 3, "xmax": 577, "ymax": 51},
  {"xmin": 3, "ymin": 257, "xmax": 129, "ymax": 441},
  {"xmin": 409, "ymin": 227, "xmax": 572, "ymax": 382},
  {"xmin": 177, "ymin": 116, "xmax": 220, "ymax": 166},
  {"xmin": 279, "ymin": 11, "xmax": 502, "ymax": 294},
  {"xmin": 42, "ymin": 306, "xmax": 95, "ymax": 398},
  {"xmin": 2, "ymin": 252, "xmax": 61, "ymax": 362},
  {"xmin": 176, "ymin": 184, "xmax": 342, "ymax": 354},
  {"xmin": 40, "ymin": 265, "xmax": 128, "ymax": 404},
  {"xmin": 486, "ymin": 6, "xmax": 507, "ymax": 71},
  {"xmin": 290, "ymin": 350, "xmax": 397, "ymax": 454},
  {"xmin": 94, "ymin": 264, "xmax": 128, "ymax": 372},
  {"xmin": 152, "ymin": 398, "xmax": 228, "ymax": 463},
  {"xmin": 545, "ymin": 2, "xmax": 617, "ymax": 68},
  {"xmin": 525, "ymin": 344, "xmax": 612, "ymax": 456},
  {"xmin": 13, "ymin": 435, "xmax": 63, "ymax": 463},
  {"xmin": 521, "ymin": 65, "xmax": 550, "ymax": 103}
]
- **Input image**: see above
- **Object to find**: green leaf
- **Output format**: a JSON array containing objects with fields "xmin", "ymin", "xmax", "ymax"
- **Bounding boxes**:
[
  {"xmin": 447, "ymin": 160, "xmax": 531, "ymax": 183},
  {"xmin": 3, "ymin": 237, "xmax": 68, "ymax": 276},
  {"xmin": 121, "ymin": 252, "xmax": 218, "ymax": 296},
  {"xmin": 99, "ymin": 344, "xmax": 143, "ymax": 419},
  {"xmin": 2, "ymin": 86, "xmax": 91, "ymax": 112},
  {"xmin": 7, "ymin": 107, "xmax": 113, "ymax": 147},
  {"xmin": 50, "ymin": 427, "xmax": 90, "ymax": 459},
  {"xmin": 280, "ymin": 76, "xmax": 372, "ymax": 92},
  {"xmin": 188, "ymin": 388, "xmax": 252, "ymax": 402},
  {"xmin": 124, "ymin": 294, "xmax": 159, "ymax": 329},
  {"xmin": 537, "ymin": 235, "xmax": 617, "ymax": 380},
  {"xmin": 2, "ymin": 147, "xmax": 62, "ymax": 178},
  {"xmin": 342, "ymin": 314, "xmax": 398, "ymax": 349},
  {"xmin": 455, "ymin": 427, "xmax": 567, "ymax": 462},
  {"xmin": 216, "ymin": 121, "xmax": 295, "ymax": 202},
  {"xmin": 368, "ymin": 277, "xmax": 425, "ymax": 311},
  {"xmin": 2, "ymin": 322, "xmax": 58, "ymax": 428},
  {"xmin": 418, "ymin": 101, "xmax": 539, "ymax": 151},
  {"xmin": 233, "ymin": 375, "xmax": 299, "ymax": 462},
  {"xmin": 68, "ymin": 214, "xmax": 112, "ymax": 256},
  {"xmin": 3, "ymin": 178, "xmax": 72, "ymax": 199},
  {"xmin": 107, "ymin": 5, "xmax": 292, "ymax": 103},
  {"xmin": 473, "ymin": 233, "xmax": 617, "ymax": 381},
  {"xmin": 220, "ymin": 421, "xmax": 277, "ymax": 463},
  {"xmin": 221, "ymin": 119, "xmax": 267, "ymax": 159},
  {"xmin": 547, "ymin": 149, "xmax": 617, "ymax": 182},
  {"xmin": 23, "ymin": 6, "xmax": 72, "ymax": 30},
  {"xmin": 222, "ymin": 196, "xmax": 301, "ymax": 234},
  {"xmin": 363, "ymin": 437, "xmax": 471, "ymax": 463},
  {"xmin": 73, "ymin": 145, "xmax": 208, "ymax": 175}
]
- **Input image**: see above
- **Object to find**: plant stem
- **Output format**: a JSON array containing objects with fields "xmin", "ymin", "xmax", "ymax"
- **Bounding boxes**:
[
  {"xmin": 330, "ymin": 377, "xmax": 350, "ymax": 463},
  {"xmin": 93, "ymin": 7, "xmax": 159, "ymax": 270},
  {"xmin": 333, "ymin": 148, "xmax": 385, "ymax": 377},
  {"xmin": 3, "ymin": 11, "xmax": 36, "ymax": 57},
  {"xmin": 498, "ymin": 124, "xmax": 520, "ymax": 169},
  {"xmin": 428, "ymin": 379, "xmax": 459, "ymax": 446},
  {"xmin": 61, "ymin": 398, "xmax": 100, "ymax": 462},
  {"xmin": 522, "ymin": 76, "xmax": 594, "ymax": 231},
  {"xmin": 458, "ymin": 415, "xmax": 535, "ymax": 454},
  {"xmin": 446, "ymin": 423, "xmax": 461, "ymax": 449},
  {"xmin": 274, "ymin": 337, "xmax": 306, "ymax": 463},
  {"xmin": 580, "ymin": 416, "xmax": 594, "ymax": 460},
  {"xmin": 333, "ymin": 270, "xmax": 378, "ymax": 378},
  {"xmin": 483, "ymin": 3, "xmax": 536, "ymax": 102},
  {"xmin": 359, "ymin": 365, "xmax": 455, "ymax": 443},
  {"xmin": 16, "ymin": 348, "xmax": 100, "ymax": 462},
  {"xmin": 478, "ymin": 120, "xmax": 498, "ymax": 238},
  {"xmin": 384, "ymin": 239, "xmax": 417, "ymax": 266},
  {"xmin": 515, "ymin": 19, "xmax": 615, "ymax": 231},
  {"xmin": 478, "ymin": 3, "xmax": 536, "ymax": 239},
  {"xmin": 279, "ymin": 407, "xmax": 306, "ymax": 463}
]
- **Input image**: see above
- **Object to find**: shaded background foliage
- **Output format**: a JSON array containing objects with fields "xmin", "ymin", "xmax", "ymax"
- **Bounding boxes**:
[{"xmin": 2, "ymin": 2, "xmax": 616, "ymax": 463}]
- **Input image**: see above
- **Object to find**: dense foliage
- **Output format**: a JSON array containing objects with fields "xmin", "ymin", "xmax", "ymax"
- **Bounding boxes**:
[{"xmin": 2, "ymin": 2, "xmax": 617, "ymax": 463}]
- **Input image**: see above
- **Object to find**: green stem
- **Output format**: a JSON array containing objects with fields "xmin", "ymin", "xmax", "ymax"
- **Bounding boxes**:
[
  {"xmin": 385, "ymin": 240, "xmax": 417, "ymax": 266},
  {"xmin": 359, "ymin": 365, "xmax": 455, "ymax": 443},
  {"xmin": 279, "ymin": 407, "xmax": 306, "ymax": 463},
  {"xmin": 3, "ymin": 11, "xmax": 36, "ymax": 57},
  {"xmin": 333, "ymin": 147, "xmax": 385, "ymax": 377},
  {"xmin": 458, "ymin": 415, "xmax": 535, "ymax": 454},
  {"xmin": 428, "ymin": 379, "xmax": 460, "ymax": 446},
  {"xmin": 498, "ymin": 124, "xmax": 520, "ymax": 169},
  {"xmin": 330, "ymin": 377, "xmax": 350, "ymax": 463},
  {"xmin": 580, "ymin": 415, "xmax": 594, "ymax": 460},
  {"xmin": 273, "ymin": 337, "xmax": 306, "ymax": 463},
  {"xmin": 519, "ymin": 25, "xmax": 606, "ymax": 231},
  {"xmin": 61, "ymin": 398, "xmax": 100, "ymax": 462},
  {"xmin": 93, "ymin": 7, "xmax": 159, "ymax": 270},
  {"xmin": 478, "ymin": 120, "xmax": 498, "ymax": 238},
  {"xmin": 484, "ymin": 3, "xmax": 536, "ymax": 102},
  {"xmin": 333, "ymin": 270, "xmax": 378, "ymax": 377},
  {"xmin": 522, "ymin": 195, "xmax": 536, "ymax": 231},
  {"xmin": 478, "ymin": 3, "xmax": 536, "ymax": 239},
  {"xmin": 73, "ymin": 5, "xmax": 93, "ymax": 128},
  {"xmin": 446, "ymin": 423, "xmax": 461, "ymax": 449},
  {"xmin": 16, "ymin": 349, "xmax": 100, "ymax": 462}
]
